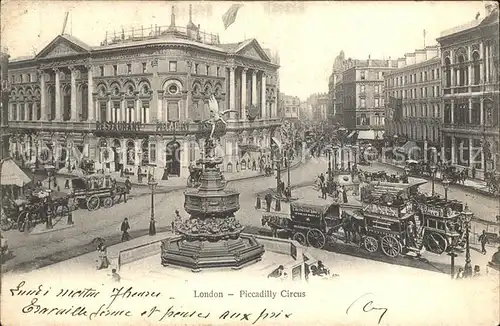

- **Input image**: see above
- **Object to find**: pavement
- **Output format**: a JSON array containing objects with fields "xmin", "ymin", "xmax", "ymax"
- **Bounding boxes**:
[{"xmin": 3, "ymin": 157, "xmax": 498, "ymax": 275}]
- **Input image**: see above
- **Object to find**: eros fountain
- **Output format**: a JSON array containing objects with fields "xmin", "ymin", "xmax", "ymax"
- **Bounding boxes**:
[{"xmin": 160, "ymin": 96, "xmax": 265, "ymax": 271}]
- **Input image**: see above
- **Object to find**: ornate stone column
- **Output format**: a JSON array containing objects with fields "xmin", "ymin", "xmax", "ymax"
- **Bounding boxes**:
[
  {"xmin": 261, "ymin": 72, "xmax": 266, "ymax": 119},
  {"xmin": 120, "ymin": 95, "xmax": 126, "ymax": 122},
  {"xmin": 157, "ymin": 90, "xmax": 164, "ymax": 122},
  {"xmin": 86, "ymin": 64, "xmax": 94, "ymax": 121},
  {"xmin": 38, "ymin": 69, "xmax": 47, "ymax": 120},
  {"xmin": 135, "ymin": 96, "xmax": 141, "ymax": 122},
  {"xmin": 54, "ymin": 68, "xmax": 61, "ymax": 120},
  {"xmin": 480, "ymin": 97, "xmax": 484, "ymax": 125},
  {"xmin": 106, "ymin": 96, "xmax": 111, "ymax": 121},
  {"xmin": 450, "ymin": 100, "xmax": 455, "ymax": 124},
  {"xmin": 241, "ymin": 68, "xmax": 248, "ymax": 120},
  {"xmin": 229, "ymin": 66, "xmax": 236, "ymax": 120},
  {"xmin": 69, "ymin": 66, "xmax": 77, "ymax": 121},
  {"xmin": 468, "ymin": 98, "xmax": 472, "ymax": 124},
  {"xmin": 251, "ymin": 70, "xmax": 257, "ymax": 107}
]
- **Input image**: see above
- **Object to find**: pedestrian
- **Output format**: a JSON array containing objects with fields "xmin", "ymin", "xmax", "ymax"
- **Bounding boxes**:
[
  {"xmin": 137, "ymin": 166, "xmax": 143, "ymax": 183},
  {"xmin": 96, "ymin": 242, "xmax": 110, "ymax": 270},
  {"xmin": 473, "ymin": 265, "xmax": 481, "ymax": 277},
  {"xmin": 120, "ymin": 218, "xmax": 131, "ymax": 242},
  {"xmin": 342, "ymin": 186, "xmax": 348, "ymax": 203},
  {"xmin": 149, "ymin": 217, "xmax": 156, "ymax": 236},
  {"xmin": 455, "ymin": 267, "xmax": 464, "ymax": 279},
  {"xmin": 321, "ymin": 184, "xmax": 327, "ymax": 199},
  {"xmin": 479, "ymin": 230, "xmax": 489, "ymax": 255},
  {"xmin": 264, "ymin": 193, "xmax": 273, "ymax": 212},
  {"xmin": 255, "ymin": 194, "xmax": 262, "ymax": 209},
  {"xmin": 111, "ymin": 268, "xmax": 121, "ymax": 282},
  {"xmin": 64, "ymin": 178, "xmax": 70, "ymax": 189},
  {"xmin": 124, "ymin": 176, "xmax": 132, "ymax": 193},
  {"xmin": 471, "ymin": 166, "xmax": 476, "ymax": 179}
]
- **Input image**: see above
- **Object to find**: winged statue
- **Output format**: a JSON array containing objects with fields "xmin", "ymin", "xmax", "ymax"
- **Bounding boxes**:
[{"xmin": 203, "ymin": 95, "xmax": 237, "ymax": 139}]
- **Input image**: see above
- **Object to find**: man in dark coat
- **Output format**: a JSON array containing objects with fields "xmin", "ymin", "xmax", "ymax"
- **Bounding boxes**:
[
  {"xmin": 342, "ymin": 186, "xmax": 348, "ymax": 203},
  {"xmin": 149, "ymin": 217, "xmax": 156, "ymax": 236},
  {"xmin": 121, "ymin": 218, "xmax": 131, "ymax": 242},
  {"xmin": 124, "ymin": 176, "xmax": 132, "ymax": 192},
  {"xmin": 479, "ymin": 230, "xmax": 489, "ymax": 255},
  {"xmin": 264, "ymin": 193, "xmax": 273, "ymax": 212}
]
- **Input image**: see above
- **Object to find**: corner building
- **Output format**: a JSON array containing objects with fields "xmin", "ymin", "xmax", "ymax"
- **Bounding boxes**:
[
  {"xmin": 437, "ymin": 4, "xmax": 499, "ymax": 177},
  {"xmin": 7, "ymin": 9, "xmax": 281, "ymax": 178}
]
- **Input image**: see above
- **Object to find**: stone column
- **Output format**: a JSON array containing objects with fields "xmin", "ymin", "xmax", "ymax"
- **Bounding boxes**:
[
  {"xmin": 480, "ymin": 42, "xmax": 485, "ymax": 83},
  {"xmin": 16, "ymin": 103, "xmax": 21, "ymax": 121},
  {"xmin": 468, "ymin": 98, "xmax": 472, "ymax": 124},
  {"xmin": 468, "ymin": 138, "xmax": 473, "ymax": 168},
  {"xmin": 136, "ymin": 97, "xmax": 141, "ymax": 122},
  {"xmin": 24, "ymin": 103, "xmax": 29, "ymax": 121},
  {"xmin": 261, "ymin": 72, "xmax": 266, "ymax": 119},
  {"xmin": 86, "ymin": 64, "xmax": 94, "ymax": 121},
  {"xmin": 480, "ymin": 97, "xmax": 484, "ymax": 125},
  {"xmin": 69, "ymin": 66, "xmax": 77, "ymax": 121},
  {"xmin": 456, "ymin": 68, "xmax": 460, "ymax": 86},
  {"xmin": 251, "ymin": 70, "xmax": 257, "ymax": 107},
  {"xmin": 451, "ymin": 136, "xmax": 456, "ymax": 164},
  {"xmin": 451, "ymin": 66, "xmax": 456, "ymax": 86},
  {"xmin": 54, "ymin": 68, "xmax": 61, "ymax": 120},
  {"xmin": 450, "ymin": 100, "xmax": 455, "ymax": 124},
  {"xmin": 485, "ymin": 44, "xmax": 489, "ymax": 83},
  {"xmin": 229, "ymin": 66, "xmax": 236, "ymax": 119},
  {"xmin": 241, "ymin": 68, "xmax": 248, "ymax": 120},
  {"xmin": 38, "ymin": 70, "xmax": 47, "ymax": 120},
  {"xmin": 120, "ymin": 96, "xmax": 126, "ymax": 122},
  {"xmin": 157, "ymin": 91, "xmax": 164, "ymax": 122},
  {"xmin": 106, "ymin": 97, "xmax": 111, "ymax": 121}
]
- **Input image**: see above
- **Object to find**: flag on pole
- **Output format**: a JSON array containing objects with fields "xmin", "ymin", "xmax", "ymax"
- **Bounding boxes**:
[{"xmin": 222, "ymin": 4, "xmax": 243, "ymax": 30}]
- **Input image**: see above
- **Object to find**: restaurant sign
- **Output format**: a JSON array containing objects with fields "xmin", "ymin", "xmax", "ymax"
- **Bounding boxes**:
[{"xmin": 95, "ymin": 121, "xmax": 142, "ymax": 132}]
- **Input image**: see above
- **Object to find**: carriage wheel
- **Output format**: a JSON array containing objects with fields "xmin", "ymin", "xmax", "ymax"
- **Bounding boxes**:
[
  {"xmin": 1, "ymin": 218, "xmax": 13, "ymax": 231},
  {"xmin": 423, "ymin": 232, "xmax": 447, "ymax": 254},
  {"xmin": 363, "ymin": 236, "xmax": 379, "ymax": 253},
  {"xmin": 306, "ymin": 229, "xmax": 326, "ymax": 249},
  {"xmin": 380, "ymin": 235, "xmax": 401, "ymax": 257},
  {"xmin": 102, "ymin": 197, "xmax": 113, "ymax": 209},
  {"xmin": 292, "ymin": 232, "xmax": 307, "ymax": 246},
  {"xmin": 86, "ymin": 196, "xmax": 100, "ymax": 211}
]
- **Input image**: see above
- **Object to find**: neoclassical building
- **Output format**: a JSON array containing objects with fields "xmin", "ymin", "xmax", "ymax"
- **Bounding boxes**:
[
  {"xmin": 7, "ymin": 8, "xmax": 281, "ymax": 178},
  {"xmin": 437, "ymin": 3, "xmax": 499, "ymax": 177},
  {"xmin": 384, "ymin": 45, "xmax": 442, "ymax": 158}
]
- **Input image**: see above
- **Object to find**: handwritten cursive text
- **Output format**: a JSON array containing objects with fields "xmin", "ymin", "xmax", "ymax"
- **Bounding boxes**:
[{"xmin": 346, "ymin": 293, "xmax": 388, "ymax": 324}]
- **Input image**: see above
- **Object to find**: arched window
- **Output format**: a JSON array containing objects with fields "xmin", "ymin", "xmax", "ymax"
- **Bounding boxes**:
[
  {"xmin": 63, "ymin": 86, "xmax": 71, "ymax": 121},
  {"xmin": 472, "ymin": 51, "xmax": 480, "ymax": 85},
  {"xmin": 81, "ymin": 85, "xmax": 88, "ymax": 121},
  {"xmin": 444, "ymin": 57, "xmax": 451, "ymax": 87},
  {"xmin": 458, "ymin": 55, "xmax": 466, "ymax": 86}
]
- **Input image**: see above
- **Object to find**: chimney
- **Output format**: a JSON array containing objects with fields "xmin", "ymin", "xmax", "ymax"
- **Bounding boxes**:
[
  {"xmin": 368, "ymin": 54, "xmax": 372, "ymax": 66},
  {"xmin": 189, "ymin": 4, "xmax": 193, "ymax": 23},
  {"xmin": 415, "ymin": 49, "xmax": 426, "ymax": 64}
]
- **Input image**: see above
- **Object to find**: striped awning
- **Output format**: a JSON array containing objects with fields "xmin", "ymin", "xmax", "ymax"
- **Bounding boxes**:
[{"xmin": 0, "ymin": 158, "xmax": 31, "ymax": 187}]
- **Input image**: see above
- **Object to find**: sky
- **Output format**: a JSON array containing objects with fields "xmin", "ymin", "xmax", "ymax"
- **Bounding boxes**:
[{"xmin": 1, "ymin": 1, "xmax": 488, "ymax": 100}]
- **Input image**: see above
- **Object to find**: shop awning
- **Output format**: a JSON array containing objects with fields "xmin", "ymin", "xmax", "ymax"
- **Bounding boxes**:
[{"xmin": 0, "ymin": 158, "xmax": 31, "ymax": 187}]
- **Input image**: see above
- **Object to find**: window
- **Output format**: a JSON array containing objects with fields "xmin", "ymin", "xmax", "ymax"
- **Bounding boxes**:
[
  {"xmin": 374, "ymin": 85, "xmax": 379, "ymax": 94},
  {"xmin": 168, "ymin": 84, "xmax": 179, "ymax": 95},
  {"xmin": 360, "ymin": 98, "xmax": 366, "ymax": 108},
  {"xmin": 379, "ymin": 72, "xmax": 383, "ymax": 80},
  {"xmin": 167, "ymin": 101, "xmax": 180, "ymax": 121},
  {"xmin": 420, "ymin": 72, "xmax": 423, "ymax": 82},
  {"xmin": 360, "ymin": 85, "xmax": 365, "ymax": 93},
  {"xmin": 113, "ymin": 65, "xmax": 117, "ymax": 76},
  {"xmin": 436, "ymin": 69, "xmax": 439, "ymax": 79},
  {"xmin": 194, "ymin": 63, "xmax": 199, "ymax": 74},
  {"xmin": 375, "ymin": 98, "xmax": 379, "ymax": 107},
  {"xmin": 149, "ymin": 143, "xmax": 156, "ymax": 164},
  {"xmin": 28, "ymin": 74, "xmax": 32, "ymax": 83},
  {"xmin": 436, "ymin": 86, "xmax": 439, "ymax": 96},
  {"xmin": 142, "ymin": 62, "xmax": 147, "ymax": 73},
  {"xmin": 424, "ymin": 71, "xmax": 427, "ymax": 81},
  {"xmin": 216, "ymin": 66, "xmax": 220, "ymax": 77},
  {"xmin": 169, "ymin": 61, "xmax": 177, "ymax": 72},
  {"xmin": 404, "ymin": 90, "xmax": 407, "ymax": 99},
  {"xmin": 127, "ymin": 63, "xmax": 132, "ymax": 74},
  {"xmin": 380, "ymin": 98, "xmax": 384, "ymax": 107},
  {"xmin": 19, "ymin": 74, "xmax": 23, "ymax": 83},
  {"xmin": 99, "ymin": 66, "xmax": 104, "ymax": 76},
  {"xmin": 206, "ymin": 65, "xmax": 210, "ymax": 75},
  {"xmin": 360, "ymin": 71, "xmax": 365, "ymax": 80},
  {"xmin": 404, "ymin": 75, "xmax": 407, "ymax": 85}
]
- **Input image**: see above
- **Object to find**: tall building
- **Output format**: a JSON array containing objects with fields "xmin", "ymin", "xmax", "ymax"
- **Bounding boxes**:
[
  {"xmin": 328, "ymin": 51, "xmax": 346, "ymax": 123},
  {"xmin": 7, "ymin": 6, "xmax": 281, "ymax": 178},
  {"xmin": 279, "ymin": 93, "xmax": 300, "ymax": 121},
  {"xmin": 306, "ymin": 93, "xmax": 329, "ymax": 122},
  {"xmin": 1, "ymin": 48, "xmax": 10, "ymax": 159},
  {"xmin": 384, "ymin": 45, "xmax": 442, "ymax": 159},
  {"xmin": 436, "ymin": 3, "xmax": 499, "ymax": 177},
  {"xmin": 342, "ymin": 56, "xmax": 397, "ymax": 142}
]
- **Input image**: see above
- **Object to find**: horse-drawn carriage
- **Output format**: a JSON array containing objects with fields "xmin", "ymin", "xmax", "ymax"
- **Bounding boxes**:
[
  {"xmin": 1, "ymin": 190, "xmax": 70, "ymax": 232},
  {"xmin": 70, "ymin": 174, "xmax": 127, "ymax": 211},
  {"xmin": 262, "ymin": 179, "xmax": 467, "ymax": 258}
]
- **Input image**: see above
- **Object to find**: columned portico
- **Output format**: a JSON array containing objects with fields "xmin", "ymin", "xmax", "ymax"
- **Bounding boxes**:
[
  {"xmin": 69, "ymin": 66, "xmax": 77, "ymax": 121},
  {"xmin": 54, "ymin": 68, "xmax": 61, "ymax": 121}
]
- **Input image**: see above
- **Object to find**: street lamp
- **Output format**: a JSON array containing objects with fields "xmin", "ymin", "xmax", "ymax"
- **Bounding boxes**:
[
  {"xmin": 430, "ymin": 164, "xmax": 437, "ymax": 195},
  {"xmin": 148, "ymin": 178, "xmax": 158, "ymax": 221},
  {"xmin": 31, "ymin": 167, "xmax": 36, "ymax": 189},
  {"xmin": 332, "ymin": 145, "xmax": 339, "ymax": 172},
  {"xmin": 442, "ymin": 178, "xmax": 450, "ymax": 202},
  {"xmin": 462, "ymin": 205, "xmax": 474, "ymax": 278}
]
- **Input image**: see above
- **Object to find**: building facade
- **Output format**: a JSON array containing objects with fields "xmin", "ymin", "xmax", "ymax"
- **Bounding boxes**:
[
  {"xmin": 328, "ymin": 51, "xmax": 346, "ymax": 124},
  {"xmin": 342, "ymin": 56, "xmax": 397, "ymax": 141},
  {"xmin": 306, "ymin": 93, "xmax": 329, "ymax": 122},
  {"xmin": 384, "ymin": 46, "xmax": 442, "ymax": 158},
  {"xmin": 1, "ymin": 48, "xmax": 10, "ymax": 159},
  {"xmin": 279, "ymin": 93, "xmax": 300, "ymax": 121},
  {"xmin": 7, "ymin": 8, "xmax": 281, "ymax": 178},
  {"xmin": 437, "ymin": 3, "xmax": 499, "ymax": 177}
]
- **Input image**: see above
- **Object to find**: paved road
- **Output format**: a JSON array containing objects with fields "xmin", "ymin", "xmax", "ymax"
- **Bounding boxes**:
[{"xmin": 3, "ymin": 158, "xmax": 498, "ymax": 274}]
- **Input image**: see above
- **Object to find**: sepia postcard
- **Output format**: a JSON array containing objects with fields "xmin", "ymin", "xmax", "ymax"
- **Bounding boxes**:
[{"xmin": 1, "ymin": 1, "xmax": 499, "ymax": 325}]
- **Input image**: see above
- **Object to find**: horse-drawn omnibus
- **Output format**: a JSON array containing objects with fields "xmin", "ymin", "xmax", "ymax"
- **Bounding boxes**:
[{"xmin": 70, "ymin": 174, "xmax": 127, "ymax": 211}]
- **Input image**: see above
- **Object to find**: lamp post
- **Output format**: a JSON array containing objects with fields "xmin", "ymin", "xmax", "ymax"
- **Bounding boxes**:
[
  {"xmin": 462, "ymin": 206, "xmax": 474, "ymax": 278},
  {"xmin": 442, "ymin": 178, "xmax": 450, "ymax": 202},
  {"xmin": 148, "ymin": 178, "xmax": 158, "ymax": 221},
  {"xmin": 332, "ymin": 145, "xmax": 338, "ymax": 172},
  {"xmin": 337, "ymin": 127, "xmax": 347, "ymax": 169},
  {"xmin": 430, "ymin": 164, "xmax": 437, "ymax": 195},
  {"xmin": 31, "ymin": 167, "xmax": 36, "ymax": 189}
]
